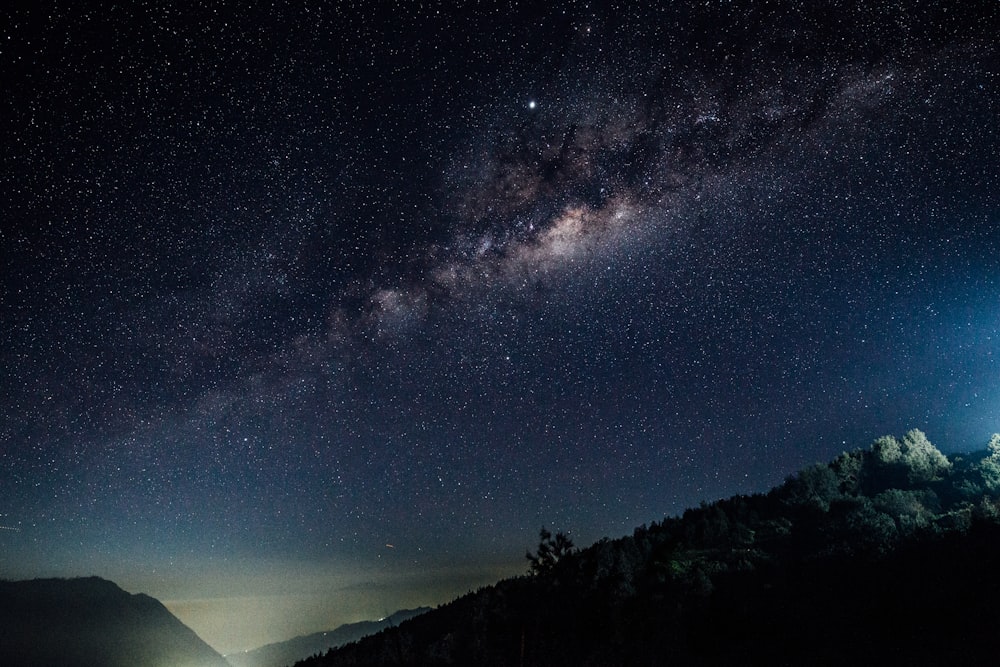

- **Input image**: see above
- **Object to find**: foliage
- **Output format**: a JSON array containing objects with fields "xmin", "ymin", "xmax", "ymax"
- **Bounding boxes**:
[
  {"xmin": 526, "ymin": 527, "xmax": 575, "ymax": 575},
  {"xmin": 980, "ymin": 433, "xmax": 1000, "ymax": 490},
  {"xmin": 869, "ymin": 428, "xmax": 951, "ymax": 486},
  {"xmin": 296, "ymin": 430, "xmax": 1000, "ymax": 667}
]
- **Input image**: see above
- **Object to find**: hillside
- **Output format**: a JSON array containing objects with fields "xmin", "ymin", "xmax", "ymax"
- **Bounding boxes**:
[
  {"xmin": 0, "ymin": 576, "xmax": 230, "ymax": 667},
  {"xmin": 294, "ymin": 430, "xmax": 1000, "ymax": 666},
  {"xmin": 226, "ymin": 608, "xmax": 430, "ymax": 667}
]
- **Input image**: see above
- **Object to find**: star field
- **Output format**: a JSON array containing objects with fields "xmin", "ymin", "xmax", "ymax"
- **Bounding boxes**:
[{"xmin": 2, "ymin": 0, "xmax": 1000, "ymax": 654}]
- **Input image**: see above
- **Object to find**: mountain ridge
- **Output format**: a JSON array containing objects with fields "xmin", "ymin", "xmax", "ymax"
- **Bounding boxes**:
[
  {"xmin": 0, "ymin": 576, "xmax": 230, "ymax": 667},
  {"xmin": 226, "ymin": 607, "xmax": 431, "ymax": 667}
]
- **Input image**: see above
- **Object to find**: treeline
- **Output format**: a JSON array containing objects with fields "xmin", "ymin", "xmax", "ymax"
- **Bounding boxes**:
[{"xmin": 295, "ymin": 430, "xmax": 1000, "ymax": 666}]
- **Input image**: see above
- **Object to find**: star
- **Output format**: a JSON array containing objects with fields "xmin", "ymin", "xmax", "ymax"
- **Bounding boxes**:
[{"xmin": 2, "ymin": 0, "xmax": 998, "ymax": 656}]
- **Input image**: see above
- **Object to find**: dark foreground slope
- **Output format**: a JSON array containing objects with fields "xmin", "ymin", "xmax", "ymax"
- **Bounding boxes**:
[
  {"xmin": 296, "ymin": 430, "xmax": 1000, "ymax": 666},
  {"xmin": 0, "ymin": 576, "xmax": 230, "ymax": 667},
  {"xmin": 227, "ymin": 608, "xmax": 430, "ymax": 667}
]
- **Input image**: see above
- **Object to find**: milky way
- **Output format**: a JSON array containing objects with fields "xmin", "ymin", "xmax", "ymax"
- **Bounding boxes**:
[{"xmin": 2, "ymin": 1, "xmax": 999, "ymax": 653}]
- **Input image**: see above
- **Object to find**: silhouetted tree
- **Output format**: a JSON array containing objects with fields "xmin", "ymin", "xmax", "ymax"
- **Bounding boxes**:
[
  {"xmin": 527, "ymin": 527, "xmax": 575, "ymax": 575},
  {"xmin": 784, "ymin": 463, "xmax": 841, "ymax": 511},
  {"xmin": 831, "ymin": 450, "xmax": 864, "ymax": 494}
]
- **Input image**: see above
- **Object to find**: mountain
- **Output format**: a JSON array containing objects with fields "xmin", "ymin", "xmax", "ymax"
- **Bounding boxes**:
[
  {"xmin": 293, "ymin": 429, "xmax": 1000, "ymax": 666},
  {"xmin": 226, "ymin": 608, "xmax": 430, "ymax": 667},
  {"xmin": 0, "ymin": 576, "xmax": 230, "ymax": 667}
]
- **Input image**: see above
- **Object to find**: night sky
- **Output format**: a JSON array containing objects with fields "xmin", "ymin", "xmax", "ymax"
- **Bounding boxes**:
[{"xmin": 2, "ymin": 0, "xmax": 999, "ymax": 654}]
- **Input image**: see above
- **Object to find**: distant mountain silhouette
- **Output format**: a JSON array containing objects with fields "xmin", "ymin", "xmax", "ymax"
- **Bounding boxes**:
[
  {"xmin": 293, "ymin": 430, "xmax": 1000, "ymax": 666},
  {"xmin": 226, "ymin": 608, "xmax": 430, "ymax": 667},
  {"xmin": 0, "ymin": 576, "xmax": 230, "ymax": 667}
]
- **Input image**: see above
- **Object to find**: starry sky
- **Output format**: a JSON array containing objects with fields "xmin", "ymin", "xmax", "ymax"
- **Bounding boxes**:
[{"xmin": 2, "ymin": 0, "xmax": 999, "ymax": 655}]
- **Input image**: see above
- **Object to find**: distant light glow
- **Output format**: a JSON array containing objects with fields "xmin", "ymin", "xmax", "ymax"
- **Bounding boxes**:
[{"xmin": 2, "ymin": 1, "xmax": 998, "ymax": 659}]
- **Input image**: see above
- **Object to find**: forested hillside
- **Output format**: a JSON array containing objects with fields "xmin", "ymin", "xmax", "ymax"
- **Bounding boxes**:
[{"xmin": 296, "ymin": 430, "xmax": 1000, "ymax": 666}]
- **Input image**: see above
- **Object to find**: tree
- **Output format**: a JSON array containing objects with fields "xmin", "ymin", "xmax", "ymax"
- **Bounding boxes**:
[
  {"xmin": 873, "ymin": 488, "xmax": 937, "ymax": 536},
  {"xmin": 979, "ymin": 433, "xmax": 1000, "ymax": 491},
  {"xmin": 830, "ymin": 450, "xmax": 864, "ymax": 494},
  {"xmin": 899, "ymin": 429, "xmax": 951, "ymax": 483},
  {"xmin": 526, "ymin": 527, "xmax": 575, "ymax": 575},
  {"xmin": 872, "ymin": 435, "xmax": 903, "ymax": 465},
  {"xmin": 783, "ymin": 463, "xmax": 841, "ymax": 511},
  {"xmin": 869, "ymin": 429, "xmax": 951, "ymax": 486}
]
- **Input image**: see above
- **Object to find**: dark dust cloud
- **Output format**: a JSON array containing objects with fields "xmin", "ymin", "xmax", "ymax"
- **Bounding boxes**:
[{"xmin": 2, "ymin": 0, "xmax": 999, "ymax": 653}]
